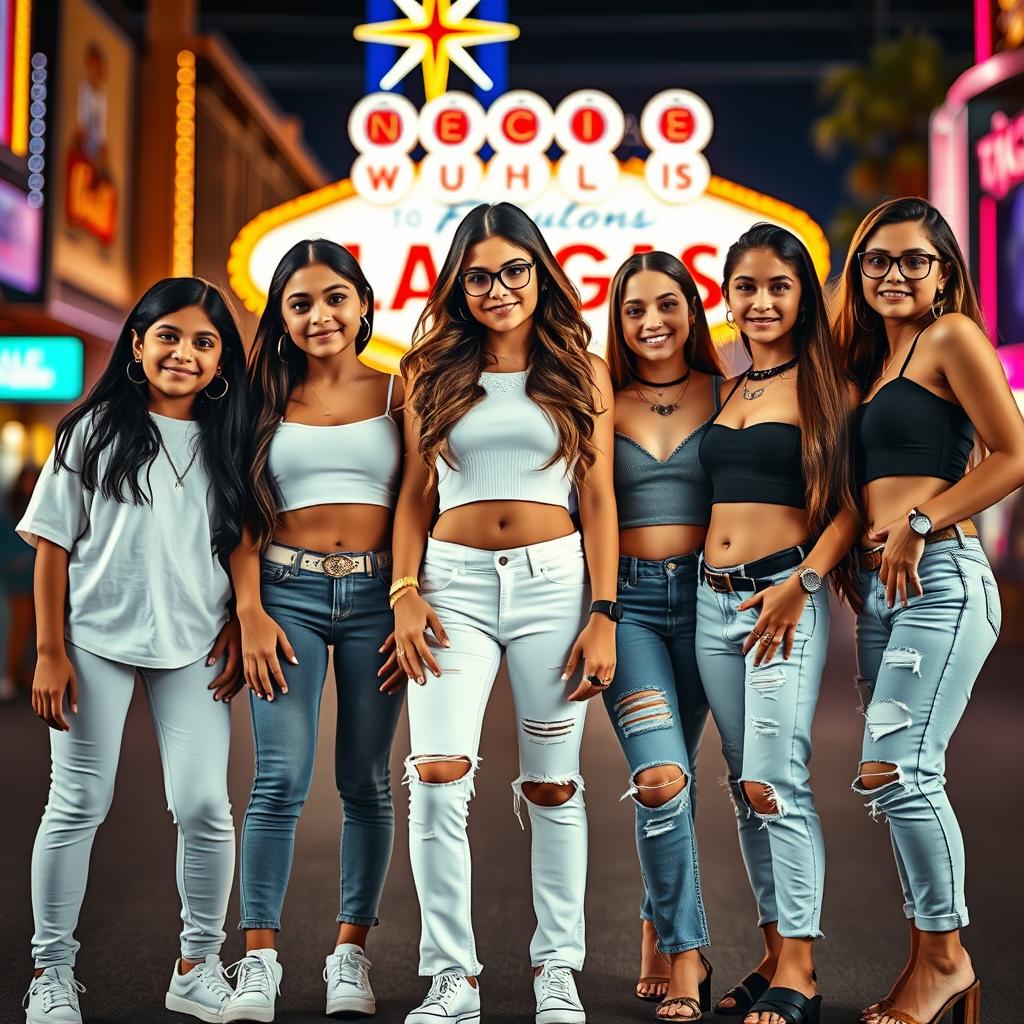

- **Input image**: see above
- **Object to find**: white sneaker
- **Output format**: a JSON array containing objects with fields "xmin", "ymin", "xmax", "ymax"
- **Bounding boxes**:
[
  {"xmin": 405, "ymin": 972, "xmax": 480, "ymax": 1024},
  {"xmin": 534, "ymin": 964, "xmax": 585, "ymax": 1024},
  {"xmin": 23, "ymin": 966, "xmax": 85, "ymax": 1024},
  {"xmin": 222, "ymin": 950, "xmax": 282, "ymax": 1023},
  {"xmin": 165, "ymin": 955, "xmax": 234, "ymax": 1022},
  {"xmin": 324, "ymin": 943, "xmax": 376, "ymax": 1017}
]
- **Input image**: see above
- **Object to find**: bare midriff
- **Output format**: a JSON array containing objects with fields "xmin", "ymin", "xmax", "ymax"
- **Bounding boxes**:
[
  {"xmin": 619, "ymin": 523, "xmax": 708, "ymax": 561},
  {"xmin": 273, "ymin": 503, "xmax": 394, "ymax": 555},
  {"xmin": 859, "ymin": 476, "xmax": 952, "ymax": 547},
  {"xmin": 703, "ymin": 503, "xmax": 810, "ymax": 567},
  {"xmin": 432, "ymin": 500, "xmax": 575, "ymax": 550}
]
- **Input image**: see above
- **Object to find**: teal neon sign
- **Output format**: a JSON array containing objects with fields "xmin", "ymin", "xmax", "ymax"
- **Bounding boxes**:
[{"xmin": 0, "ymin": 337, "xmax": 85, "ymax": 402}]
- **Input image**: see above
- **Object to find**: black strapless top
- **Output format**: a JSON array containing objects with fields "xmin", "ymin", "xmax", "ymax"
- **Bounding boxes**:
[{"xmin": 856, "ymin": 329, "xmax": 974, "ymax": 487}]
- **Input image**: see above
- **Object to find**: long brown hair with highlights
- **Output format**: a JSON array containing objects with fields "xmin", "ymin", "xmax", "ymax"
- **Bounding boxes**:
[
  {"xmin": 723, "ymin": 223, "xmax": 860, "ymax": 600},
  {"xmin": 401, "ymin": 203, "xmax": 599, "ymax": 489},
  {"xmin": 606, "ymin": 251, "xmax": 721, "ymax": 390},
  {"xmin": 246, "ymin": 239, "xmax": 375, "ymax": 550}
]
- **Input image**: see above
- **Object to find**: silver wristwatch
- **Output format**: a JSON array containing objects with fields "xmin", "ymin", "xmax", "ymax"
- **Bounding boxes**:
[
  {"xmin": 797, "ymin": 567, "xmax": 823, "ymax": 594},
  {"xmin": 907, "ymin": 508, "xmax": 932, "ymax": 537}
]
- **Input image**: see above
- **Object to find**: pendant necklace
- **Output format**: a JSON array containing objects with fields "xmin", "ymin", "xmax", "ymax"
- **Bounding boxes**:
[
  {"xmin": 306, "ymin": 379, "xmax": 334, "ymax": 416},
  {"xmin": 635, "ymin": 370, "xmax": 691, "ymax": 416},
  {"xmin": 742, "ymin": 356, "xmax": 799, "ymax": 400},
  {"xmin": 159, "ymin": 435, "xmax": 201, "ymax": 489},
  {"xmin": 484, "ymin": 350, "xmax": 528, "ymax": 372}
]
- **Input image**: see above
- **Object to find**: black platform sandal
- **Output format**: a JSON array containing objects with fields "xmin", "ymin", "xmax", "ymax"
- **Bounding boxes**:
[
  {"xmin": 655, "ymin": 953, "xmax": 712, "ymax": 1020},
  {"xmin": 746, "ymin": 986, "xmax": 821, "ymax": 1024},
  {"xmin": 713, "ymin": 971, "xmax": 769, "ymax": 1016}
]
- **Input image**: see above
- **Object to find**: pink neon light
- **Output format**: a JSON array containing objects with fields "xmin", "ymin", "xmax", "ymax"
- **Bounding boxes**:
[
  {"xmin": 947, "ymin": 48, "xmax": 1024, "ymax": 112},
  {"xmin": 978, "ymin": 195, "xmax": 998, "ymax": 339},
  {"xmin": 976, "ymin": 0, "xmax": 992, "ymax": 64}
]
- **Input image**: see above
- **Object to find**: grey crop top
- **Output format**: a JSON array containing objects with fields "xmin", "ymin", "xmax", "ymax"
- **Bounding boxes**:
[{"xmin": 614, "ymin": 375, "xmax": 721, "ymax": 529}]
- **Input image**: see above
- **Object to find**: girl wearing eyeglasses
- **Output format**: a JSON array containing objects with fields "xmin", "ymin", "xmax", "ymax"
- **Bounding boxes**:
[
  {"xmin": 392, "ymin": 202, "xmax": 617, "ymax": 1024},
  {"xmin": 833, "ymin": 197, "xmax": 1024, "ymax": 1024}
]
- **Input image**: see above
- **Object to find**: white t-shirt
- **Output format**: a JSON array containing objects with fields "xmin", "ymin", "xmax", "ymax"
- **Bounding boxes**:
[{"xmin": 17, "ymin": 411, "xmax": 232, "ymax": 669}]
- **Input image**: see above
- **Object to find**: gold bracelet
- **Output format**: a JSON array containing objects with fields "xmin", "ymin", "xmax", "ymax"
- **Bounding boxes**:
[
  {"xmin": 389, "ymin": 585, "xmax": 417, "ymax": 610},
  {"xmin": 389, "ymin": 576, "xmax": 419, "ymax": 598}
]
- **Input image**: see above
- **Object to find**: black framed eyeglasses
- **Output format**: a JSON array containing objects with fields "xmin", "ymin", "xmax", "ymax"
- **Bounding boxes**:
[
  {"xmin": 857, "ymin": 252, "xmax": 942, "ymax": 280},
  {"xmin": 459, "ymin": 261, "xmax": 536, "ymax": 297}
]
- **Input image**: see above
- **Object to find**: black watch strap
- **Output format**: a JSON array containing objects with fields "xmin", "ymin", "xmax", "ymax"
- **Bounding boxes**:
[{"xmin": 590, "ymin": 600, "xmax": 623, "ymax": 623}]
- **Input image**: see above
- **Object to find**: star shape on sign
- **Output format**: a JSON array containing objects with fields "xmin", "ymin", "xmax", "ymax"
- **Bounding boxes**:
[{"xmin": 354, "ymin": 0, "xmax": 520, "ymax": 101}]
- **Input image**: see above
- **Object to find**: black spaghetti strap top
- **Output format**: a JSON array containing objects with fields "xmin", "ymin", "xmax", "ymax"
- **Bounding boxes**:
[
  {"xmin": 855, "ymin": 328, "xmax": 974, "ymax": 487},
  {"xmin": 697, "ymin": 377, "xmax": 806, "ymax": 509}
]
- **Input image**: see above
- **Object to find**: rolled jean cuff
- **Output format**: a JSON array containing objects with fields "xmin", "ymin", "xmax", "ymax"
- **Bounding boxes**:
[
  {"xmin": 756, "ymin": 914, "xmax": 778, "ymax": 929},
  {"xmin": 660, "ymin": 937, "xmax": 711, "ymax": 955},
  {"xmin": 420, "ymin": 957, "xmax": 484, "ymax": 978},
  {"xmin": 337, "ymin": 913, "xmax": 379, "ymax": 927},
  {"xmin": 238, "ymin": 919, "xmax": 280, "ymax": 931},
  {"xmin": 531, "ymin": 956, "xmax": 585, "ymax": 972},
  {"xmin": 182, "ymin": 941, "xmax": 224, "ymax": 961},
  {"xmin": 903, "ymin": 901, "xmax": 916, "ymax": 920},
  {"xmin": 915, "ymin": 910, "xmax": 967, "ymax": 932},
  {"xmin": 34, "ymin": 955, "xmax": 76, "ymax": 970}
]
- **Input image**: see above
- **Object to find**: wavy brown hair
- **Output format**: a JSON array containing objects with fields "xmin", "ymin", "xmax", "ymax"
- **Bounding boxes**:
[
  {"xmin": 247, "ymin": 239, "xmax": 375, "ymax": 550},
  {"xmin": 606, "ymin": 251, "xmax": 721, "ymax": 390},
  {"xmin": 724, "ymin": 223, "xmax": 860, "ymax": 600},
  {"xmin": 401, "ymin": 202, "xmax": 599, "ymax": 489},
  {"xmin": 831, "ymin": 196, "xmax": 986, "ymax": 391}
]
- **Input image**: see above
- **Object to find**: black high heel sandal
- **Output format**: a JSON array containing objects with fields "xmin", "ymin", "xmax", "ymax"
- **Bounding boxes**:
[
  {"xmin": 713, "ymin": 971, "xmax": 770, "ymax": 1016},
  {"xmin": 654, "ymin": 952, "xmax": 712, "ymax": 1021},
  {"xmin": 746, "ymin": 987, "xmax": 822, "ymax": 1024}
]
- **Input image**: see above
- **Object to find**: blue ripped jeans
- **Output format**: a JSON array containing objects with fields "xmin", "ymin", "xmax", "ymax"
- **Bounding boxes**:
[
  {"xmin": 238, "ymin": 551, "xmax": 401, "ymax": 931},
  {"xmin": 602, "ymin": 553, "xmax": 710, "ymax": 953},
  {"xmin": 695, "ymin": 554, "xmax": 829, "ymax": 939},
  {"xmin": 854, "ymin": 535, "xmax": 999, "ymax": 932}
]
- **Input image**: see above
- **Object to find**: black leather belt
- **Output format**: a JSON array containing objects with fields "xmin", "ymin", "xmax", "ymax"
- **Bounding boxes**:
[{"xmin": 702, "ymin": 543, "xmax": 808, "ymax": 594}]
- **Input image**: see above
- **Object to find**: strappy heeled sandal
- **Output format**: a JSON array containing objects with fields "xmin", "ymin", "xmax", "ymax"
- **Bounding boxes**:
[
  {"xmin": 747, "ymin": 986, "xmax": 822, "ymax": 1024},
  {"xmin": 713, "ymin": 970, "xmax": 769, "ymax": 1016},
  {"xmin": 879, "ymin": 978, "xmax": 980, "ymax": 1024},
  {"xmin": 636, "ymin": 937, "xmax": 671, "ymax": 1002},
  {"xmin": 861, "ymin": 996, "xmax": 894, "ymax": 1021},
  {"xmin": 654, "ymin": 952, "xmax": 712, "ymax": 1021}
]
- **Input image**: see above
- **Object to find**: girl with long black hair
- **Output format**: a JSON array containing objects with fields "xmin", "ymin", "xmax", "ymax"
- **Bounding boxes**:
[{"xmin": 19, "ymin": 278, "xmax": 249, "ymax": 1024}]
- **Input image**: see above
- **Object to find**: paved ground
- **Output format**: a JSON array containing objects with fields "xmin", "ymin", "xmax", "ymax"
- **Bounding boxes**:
[{"xmin": 1, "ymin": 599, "xmax": 1019, "ymax": 1024}]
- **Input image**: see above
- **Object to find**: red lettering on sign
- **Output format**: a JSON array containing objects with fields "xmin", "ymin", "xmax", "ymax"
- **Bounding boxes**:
[
  {"xmin": 660, "ymin": 107, "xmax": 694, "ymax": 144},
  {"xmin": 503, "ymin": 108, "xmax": 538, "ymax": 143},
  {"xmin": 367, "ymin": 111, "xmax": 401, "ymax": 145},
  {"xmin": 577, "ymin": 164, "xmax": 598, "ymax": 191},
  {"xmin": 440, "ymin": 163, "xmax": 465, "ymax": 190},
  {"xmin": 662, "ymin": 162, "xmax": 693, "ymax": 189},
  {"xmin": 556, "ymin": 244, "xmax": 608, "ymax": 309},
  {"xmin": 392, "ymin": 245, "xmax": 438, "ymax": 310},
  {"xmin": 437, "ymin": 109, "xmax": 469, "ymax": 145},
  {"xmin": 365, "ymin": 164, "xmax": 402, "ymax": 190},
  {"xmin": 571, "ymin": 107, "xmax": 605, "ymax": 143},
  {"xmin": 683, "ymin": 244, "xmax": 721, "ymax": 307},
  {"xmin": 631, "ymin": 244, "xmax": 655, "ymax": 254},
  {"xmin": 505, "ymin": 163, "xmax": 532, "ymax": 188}
]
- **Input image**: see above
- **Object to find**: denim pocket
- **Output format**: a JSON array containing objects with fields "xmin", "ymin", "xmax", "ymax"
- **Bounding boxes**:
[
  {"xmin": 793, "ymin": 591, "xmax": 819, "ymax": 639},
  {"xmin": 419, "ymin": 563, "xmax": 458, "ymax": 596},
  {"xmin": 540, "ymin": 560, "xmax": 586, "ymax": 586},
  {"xmin": 981, "ymin": 574, "xmax": 1002, "ymax": 636},
  {"xmin": 260, "ymin": 562, "xmax": 291, "ymax": 585},
  {"xmin": 616, "ymin": 575, "xmax": 634, "ymax": 594}
]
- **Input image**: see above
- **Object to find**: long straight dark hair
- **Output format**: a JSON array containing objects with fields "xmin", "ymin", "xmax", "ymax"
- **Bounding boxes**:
[
  {"xmin": 723, "ymin": 223, "xmax": 859, "ymax": 599},
  {"xmin": 54, "ymin": 277, "xmax": 249, "ymax": 558},
  {"xmin": 247, "ymin": 238, "xmax": 375, "ymax": 550},
  {"xmin": 606, "ymin": 251, "xmax": 721, "ymax": 389}
]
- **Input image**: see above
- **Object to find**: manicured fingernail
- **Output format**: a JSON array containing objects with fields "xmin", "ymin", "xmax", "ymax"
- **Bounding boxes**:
[
  {"xmin": 561, "ymin": 672, "xmax": 569, "ymax": 681},
  {"xmin": 433, "ymin": 669, "xmax": 440, "ymax": 677},
  {"xmin": 418, "ymin": 676, "xmax": 425, "ymax": 685},
  {"xmin": 281, "ymin": 687, "xmax": 288, "ymax": 693},
  {"xmin": 442, "ymin": 639, "xmax": 451, "ymax": 648},
  {"xmin": 72, "ymin": 705, "xmax": 78, "ymax": 713},
  {"xmin": 207, "ymin": 656, "xmax": 215, "ymax": 666},
  {"xmin": 225, "ymin": 697, "xmax": 231, "ymax": 702},
  {"xmin": 289, "ymin": 656, "xmax": 299, "ymax": 665},
  {"xmin": 378, "ymin": 645, "xmax": 385, "ymax": 653}
]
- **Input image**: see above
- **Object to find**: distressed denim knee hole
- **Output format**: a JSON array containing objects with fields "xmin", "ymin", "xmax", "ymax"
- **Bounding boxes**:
[{"xmin": 864, "ymin": 699, "xmax": 912, "ymax": 741}]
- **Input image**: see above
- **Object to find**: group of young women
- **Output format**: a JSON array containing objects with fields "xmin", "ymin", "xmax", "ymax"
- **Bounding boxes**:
[{"xmin": 18, "ymin": 197, "xmax": 1024, "ymax": 1024}]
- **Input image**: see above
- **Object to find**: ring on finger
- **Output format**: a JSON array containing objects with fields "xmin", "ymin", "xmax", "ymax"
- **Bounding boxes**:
[
  {"xmin": 760, "ymin": 634, "xmax": 773, "ymax": 644},
  {"xmin": 585, "ymin": 673, "xmax": 609, "ymax": 687}
]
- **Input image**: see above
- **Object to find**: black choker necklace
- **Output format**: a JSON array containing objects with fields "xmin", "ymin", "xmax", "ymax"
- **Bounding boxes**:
[
  {"xmin": 633, "ymin": 369, "xmax": 690, "ymax": 388},
  {"xmin": 746, "ymin": 356, "xmax": 798, "ymax": 381}
]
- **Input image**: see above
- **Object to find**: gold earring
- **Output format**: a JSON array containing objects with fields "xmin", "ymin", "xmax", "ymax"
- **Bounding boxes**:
[{"xmin": 725, "ymin": 309, "xmax": 737, "ymax": 330}]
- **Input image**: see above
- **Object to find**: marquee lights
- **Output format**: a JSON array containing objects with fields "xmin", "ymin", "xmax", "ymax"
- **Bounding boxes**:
[
  {"xmin": 26, "ymin": 52, "xmax": 45, "ymax": 209},
  {"xmin": 173, "ymin": 50, "xmax": 196, "ymax": 277}
]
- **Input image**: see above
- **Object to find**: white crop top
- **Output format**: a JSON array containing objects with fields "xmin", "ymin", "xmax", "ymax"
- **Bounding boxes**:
[
  {"xmin": 437, "ymin": 370, "xmax": 572, "ymax": 514},
  {"xmin": 269, "ymin": 376, "xmax": 401, "ymax": 513}
]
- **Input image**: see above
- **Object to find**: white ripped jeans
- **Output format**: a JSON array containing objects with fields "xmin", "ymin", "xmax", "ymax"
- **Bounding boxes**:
[{"xmin": 405, "ymin": 532, "xmax": 591, "ymax": 976}]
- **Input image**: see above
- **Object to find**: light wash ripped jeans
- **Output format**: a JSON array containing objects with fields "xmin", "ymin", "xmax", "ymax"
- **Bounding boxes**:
[
  {"xmin": 695, "ymin": 553, "xmax": 829, "ymax": 939},
  {"xmin": 854, "ymin": 534, "xmax": 999, "ymax": 931},
  {"xmin": 405, "ymin": 532, "xmax": 591, "ymax": 977}
]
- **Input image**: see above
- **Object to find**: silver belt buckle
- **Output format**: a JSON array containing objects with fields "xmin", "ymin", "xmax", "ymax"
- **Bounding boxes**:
[
  {"xmin": 322, "ymin": 554, "xmax": 358, "ymax": 578},
  {"xmin": 705, "ymin": 569, "xmax": 733, "ymax": 594}
]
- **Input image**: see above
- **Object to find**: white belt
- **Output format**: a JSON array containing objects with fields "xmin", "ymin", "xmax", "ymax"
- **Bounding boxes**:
[{"xmin": 264, "ymin": 543, "xmax": 391, "ymax": 578}]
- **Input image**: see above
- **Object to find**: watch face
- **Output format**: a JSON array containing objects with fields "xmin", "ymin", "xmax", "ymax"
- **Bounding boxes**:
[
  {"xmin": 800, "ymin": 568, "xmax": 822, "ymax": 593},
  {"xmin": 910, "ymin": 514, "xmax": 931, "ymax": 535}
]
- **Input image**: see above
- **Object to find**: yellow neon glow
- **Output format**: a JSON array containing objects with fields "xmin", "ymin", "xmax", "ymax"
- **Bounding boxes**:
[
  {"xmin": 354, "ymin": 0, "xmax": 519, "ymax": 101},
  {"xmin": 228, "ymin": 158, "xmax": 831, "ymax": 375},
  {"xmin": 10, "ymin": 0, "xmax": 33, "ymax": 156},
  {"xmin": 172, "ymin": 51, "xmax": 196, "ymax": 277}
]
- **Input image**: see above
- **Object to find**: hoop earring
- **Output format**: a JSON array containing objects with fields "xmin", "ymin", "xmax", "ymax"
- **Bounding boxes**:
[
  {"xmin": 932, "ymin": 290, "xmax": 945, "ymax": 320},
  {"xmin": 853, "ymin": 301, "xmax": 874, "ymax": 332},
  {"xmin": 277, "ymin": 333, "xmax": 289, "ymax": 362},
  {"xmin": 204, "ymin": 372, "xmax": 229, "ymax": 401},
  {"xmin": 452, "ymin": 305, "xmax": 469, "ymax": 323},
  {"xmin": 358, "ymin": 315, "xmax": 371, "ymax": 343},
  {"xmin": 126, "ymin": 359, "xmax": 146, "ymax": 384},
  {"xmin": 725, "ymin": 309, "xmax": 737, "ymax": 330}
]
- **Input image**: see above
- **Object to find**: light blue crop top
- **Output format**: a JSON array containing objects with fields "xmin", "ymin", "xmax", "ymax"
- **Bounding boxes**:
[
  {"xmin": 268, "ymin": 376, "xmax": 401, "ymax": 512},
  {"xmin": 437, "ymin": 370, "xmax": 573, "ymax": 514},
  {"xmin": 614, "ymin": 376, "xmax": 720, "ymax": 528}
]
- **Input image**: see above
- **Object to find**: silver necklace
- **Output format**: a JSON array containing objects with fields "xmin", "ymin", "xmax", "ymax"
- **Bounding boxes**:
[
  {"xmin": 634, "ymin": 371, "xmax": 691, "ymax": 416},
  {"xmin": 306, "ymin": 379, "xmax": 334, "ymax": 416},
  {"xmin": 159, "ymin": 435, "xmax": 201, "ymax": 488},
  {"xmin": 742, "ymin": 357, "xmax": 798, "ymax": 400}
]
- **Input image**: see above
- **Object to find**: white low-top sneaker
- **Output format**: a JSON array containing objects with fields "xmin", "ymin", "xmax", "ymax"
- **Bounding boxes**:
[
  {"xmin": 534, "ymin": 963, "xmax": 585, "ymax": 1024},
  {"xmin": 405, "ymin": 972, "xmax": 480, "ymax": 1024},
  {"xmin": 165, "ymin": 955, "xmax": 234, "ymax": 1022},
  {"xmin": 222, "ymin": 949, "xmax": 282, "ymax": 1023},
  {"xmin": 23, "ymin": 966, "xmax": 85, "ymax": 1024},
  {"xmin": 324, "ymin": 943, "xmax": 375, "ymax": 1018}
]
